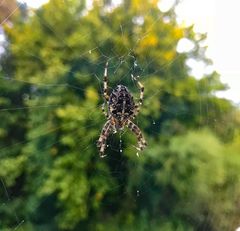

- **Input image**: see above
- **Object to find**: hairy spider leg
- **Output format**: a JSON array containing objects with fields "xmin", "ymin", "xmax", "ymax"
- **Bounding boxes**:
[
  {"xmin": 97, "ymin": 120, "xmax": 113, "ymax": 157},
  {"xmin": 126, "ymin": 120, "xmax": 147, "ymax": 151},
  {"xmin": 131, "ymin": 74, "xmax": 144, "ymax": 117},
  {"xmin": 102, "ymin": 61, "xmax": 110, "ymax": 118}
]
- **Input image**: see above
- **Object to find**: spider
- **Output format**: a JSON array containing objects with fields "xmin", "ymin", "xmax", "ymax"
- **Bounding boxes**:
[{"xmin": 97, "ymin": 62, "xmax": 147, "ymax": 158}]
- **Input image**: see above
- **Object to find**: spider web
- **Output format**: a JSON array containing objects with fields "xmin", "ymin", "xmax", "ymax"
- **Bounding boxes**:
[{"xmin": 0, "ymin": 1, "xmax": 239, "ymax": 231}]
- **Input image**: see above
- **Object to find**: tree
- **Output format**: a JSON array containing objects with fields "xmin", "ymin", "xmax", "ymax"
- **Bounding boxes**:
[
  {"xmin": 0, "ymin": 64, "xmax": 28, "ymax": 229},
  {"xmin": 1, "ymin": 0, "xmax": 239, "ymax": 230}
]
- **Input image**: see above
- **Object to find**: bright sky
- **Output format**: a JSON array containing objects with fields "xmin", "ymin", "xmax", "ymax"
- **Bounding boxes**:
[
  {"xmin": 161, "ymin": 0, "xmax": 240, "ymax": 103},
  {"xmin": 23, "ymin": 0, "xmax": 240, "ymax": 103}
]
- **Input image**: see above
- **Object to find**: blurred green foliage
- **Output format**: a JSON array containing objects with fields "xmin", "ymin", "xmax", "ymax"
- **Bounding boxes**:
[{"xmin": 0, "ymin": 0, "xmax": 240, "ymax": 230}]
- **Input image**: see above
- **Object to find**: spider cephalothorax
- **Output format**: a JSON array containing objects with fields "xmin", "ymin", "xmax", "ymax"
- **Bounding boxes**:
[{"xmin": 97, "ymin": 62, "xmax": 147, "ymax": 157}]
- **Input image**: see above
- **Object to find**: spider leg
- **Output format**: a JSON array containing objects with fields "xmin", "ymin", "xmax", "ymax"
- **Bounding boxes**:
[
  {"xmin": 101, "ymin": 103, "xmax": 108, "ymax": 118},
  {"xmin": 126, "ymin": 120, "xmax": 147, "ymax": 151},
  {"xmin": 97, "ymin": 119, "xmax": 113, "ymax": 157},
  {"xmin": 103, "ymin": 61, "xmax": 110, "ymax": 102},
  {"xmin": 101, "ymin": 61, "xmax": 110, "ymax": 118},
  {"xmin": 131, "ymin": 74, "xmax": 144, "ymax": 117}
]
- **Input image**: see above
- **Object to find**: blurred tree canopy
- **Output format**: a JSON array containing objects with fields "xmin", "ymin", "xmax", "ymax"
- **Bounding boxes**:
[{"xmin": 0, "ymin": 0, "xmax": 240, "ymax": 230}]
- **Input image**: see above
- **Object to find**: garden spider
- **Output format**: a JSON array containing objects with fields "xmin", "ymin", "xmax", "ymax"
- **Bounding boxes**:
[{"xmin": 97, "ymin": 62, "xmax": 147, "ymax": 158}]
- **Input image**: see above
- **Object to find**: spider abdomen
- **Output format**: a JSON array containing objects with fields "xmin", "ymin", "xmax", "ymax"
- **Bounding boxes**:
[{"xmin": 109, "ymin": 85, "xmax": 135, "ymax": 120}]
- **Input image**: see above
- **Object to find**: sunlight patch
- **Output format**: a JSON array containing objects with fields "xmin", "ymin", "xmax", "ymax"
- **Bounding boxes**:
[{"xmin": 177, "ymin": 38, "xmax": 195, "ymax": 53}]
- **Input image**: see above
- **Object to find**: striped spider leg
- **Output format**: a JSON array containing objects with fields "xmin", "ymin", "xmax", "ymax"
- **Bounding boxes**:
[
  {"xmin": 131, "ymin": 74, "xmax": 144, "ymax": 118},
  {"xmin": 126, "ymin": 120, "xmax": 147, "ymax": 151},
  {"xmin": 101, "ymin": 61, "xmax": 109, "ymax": 118},
  {"xmin": 97, "ymin": 120, "xmax": 114, "ymax": 158}
]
